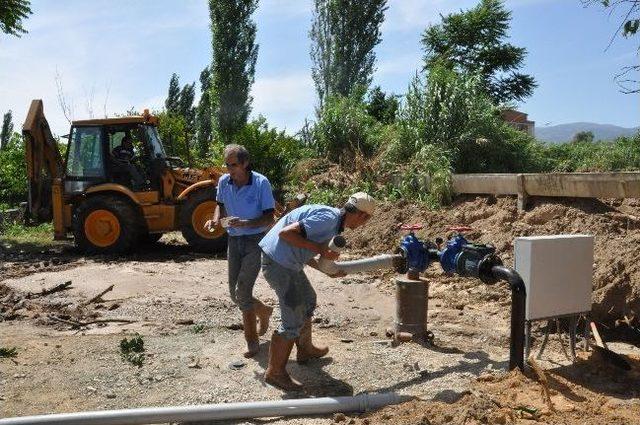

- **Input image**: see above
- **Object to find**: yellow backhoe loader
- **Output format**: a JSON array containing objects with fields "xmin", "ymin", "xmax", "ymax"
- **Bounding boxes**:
[{"xmin": 23, "ymin": 99, "xmax": 231, "ymax": 254}]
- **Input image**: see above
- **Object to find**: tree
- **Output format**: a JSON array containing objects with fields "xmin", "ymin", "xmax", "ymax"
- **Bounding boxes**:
[
  {"xmin": 573, "ymin": 131, "xmax": 595, "ymax": 143},
  {"xmin": 366, "ymin": 86, "xmax": 399, "ymax": 124},
  {"xmin": 310, "ymin": 0, "xmax": 388, "ymax": 106},
  {"xmin": 178, "ymin": 82, "xmax": 196, "ymax": 163},
  {"xmin": 1, "ymin": 111, "xmax": 14, "ymax": 150},
  {"xmin": 421, "ymin": 0, "xmax": 536, "ymax": 104},
  {"xmin": 196, "ymin": 67, "xmax": 213, "ymax": 158},
  {"xmin": 208, "ymin": 0, "xmax": 259, "ymax": 143},
  {"xmin": 0, "ymin": 0, "xmax": 32, "ymax": 37},
  {"xmin": 165, "ymin": 73, "xmax": 181, "ymax": 114},
  {"xmin": 585, "ymin": 0, "xmax": 639, "ymax": 93}
]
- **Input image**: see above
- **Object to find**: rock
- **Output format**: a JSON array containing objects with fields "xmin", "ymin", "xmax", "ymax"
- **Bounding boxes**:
[
  {"xmin": 105, "ymin": 393, "xmax": 117, "ymax": 399},
  {"xmin": 228, "ymin": 360, "xmax": 246, "ymax": 370},
  {"xmin": 333, "ymin": 412, "xmax": 346, "ymax": 422},
  {"xmin": 340, "ymin": 338, "xmax": 354, "ymax": 343},
  {"xmin": 86, "ymin": 386, "xmax": 97, "ymax": 393},
  {"xmin": 176, "ymin": 319, "xmax": 194, "ymax": 325}
]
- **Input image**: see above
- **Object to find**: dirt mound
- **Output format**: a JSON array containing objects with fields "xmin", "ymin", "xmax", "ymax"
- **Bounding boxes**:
[
  {"xmin": 364, "ymin": 352, "xmax": 640, "ymax": 424},
  {"xmin": 343, "ymin": 195, "xmax": 640, "ymax": 326}
]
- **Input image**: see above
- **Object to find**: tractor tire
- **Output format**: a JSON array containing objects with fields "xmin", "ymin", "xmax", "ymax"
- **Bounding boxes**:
[
  {"xmin": 139, "ymin": 232, "xmax": 164, "ymax": 245},
  {"xmin": 179, "ymin": 188, "xmax": 227, "ymax": 253},
  {"xmin": 72, "ymin": 195, "xmax": 142, "ymax": 255}
]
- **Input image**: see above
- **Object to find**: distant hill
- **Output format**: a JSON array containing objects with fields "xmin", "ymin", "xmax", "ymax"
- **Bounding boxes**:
[{"xmin": 535, "ymin": 122, "xmax": 639, "ymax": 143}]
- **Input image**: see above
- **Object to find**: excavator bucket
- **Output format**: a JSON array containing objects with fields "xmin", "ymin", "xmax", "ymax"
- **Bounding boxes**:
[{"xmin": 22, "ymin": 99, "xmax": 64, "ymax": 223}]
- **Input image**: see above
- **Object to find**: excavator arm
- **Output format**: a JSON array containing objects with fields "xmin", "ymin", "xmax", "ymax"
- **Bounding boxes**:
[{"xmin": 22, "ymin": 100, "xmax": 65, "ymax": 223}]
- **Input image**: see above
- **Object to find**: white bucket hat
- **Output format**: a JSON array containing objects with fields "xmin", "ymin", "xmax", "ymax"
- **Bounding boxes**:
[{"xmin": 348, "ymin": 192, "xmax": 376, "ymax": 215}]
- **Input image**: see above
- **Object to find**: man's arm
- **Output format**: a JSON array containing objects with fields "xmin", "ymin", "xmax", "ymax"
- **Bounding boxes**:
[
  {"xmin": 205, "ymin": 204, "xmax": 226, "ymax": 232},
  {"xmin": 229, "ymin": 210, "xmax": 274, "ymax": 229},
  {"xmin": 278, "ymin": 222, "xmax": 339, "ymax": 260}
]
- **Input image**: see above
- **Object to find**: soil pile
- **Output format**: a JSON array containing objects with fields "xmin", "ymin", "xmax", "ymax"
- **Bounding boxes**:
[
  {"xmin": 343, "ymin": 195, "xmax": 640, "ymax": 326},
  {"xmin": 364, "ymin": 352, "xmax": 640, "ymax": 425}
]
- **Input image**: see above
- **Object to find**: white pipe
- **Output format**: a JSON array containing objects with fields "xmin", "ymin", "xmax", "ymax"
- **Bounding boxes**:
[
  {"xmin": 0, "ymin": 393, "xmax": 410, "ymax": 425},
  {"xmin": 318, "ymin": 254, "xmax": 401, "ymax": 275}
]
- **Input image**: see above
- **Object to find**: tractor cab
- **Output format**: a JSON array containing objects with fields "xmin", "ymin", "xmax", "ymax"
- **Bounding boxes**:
[{"xmin": 64, "ymin": 113, "xmax": 167, "ymax": 196}]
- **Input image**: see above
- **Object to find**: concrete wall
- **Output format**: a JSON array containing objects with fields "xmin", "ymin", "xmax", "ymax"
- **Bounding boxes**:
[{"xmin": 452, "ymin": 172, "xmax": 640, "ymax": 211}]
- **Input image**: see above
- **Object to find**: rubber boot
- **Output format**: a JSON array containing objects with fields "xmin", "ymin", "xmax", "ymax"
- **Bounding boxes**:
[
  {"xmin": 242, "ymin": 309, "xmax": 259, "ymax": 358},
  {"xmin": 264, "ymin": 332, "xmax": 303, "ymax": 391},
  {"xmin": 296, "ymin": 319, "xmax": 329, "ymax": 364},
  {"xmin": 253, "ymin": 298, "xmax": 273, "ymax": 336}
]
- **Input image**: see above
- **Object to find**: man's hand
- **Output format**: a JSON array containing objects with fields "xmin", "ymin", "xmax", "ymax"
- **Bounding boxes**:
[
  {"xmin": 319, "ymin": 247, "xmax": 339, "ymax": 261},
  {"xmin": 204, "ymin": 219, "xmax": 220, "ymax": 232},
  {"xmin": 228, "ymin": 218, "xmax": 249, "ymax": 228}
]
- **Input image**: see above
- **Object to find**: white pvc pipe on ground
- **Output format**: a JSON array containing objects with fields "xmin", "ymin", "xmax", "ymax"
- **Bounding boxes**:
[{"xmin": 0, "ymin": 393, "xmax": 411, "ymax": 425}]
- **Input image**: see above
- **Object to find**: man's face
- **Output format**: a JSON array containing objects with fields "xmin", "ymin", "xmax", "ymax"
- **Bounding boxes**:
[{"xmin": 224, "ymin": 153, "xmax": 249, "ymax": 181}]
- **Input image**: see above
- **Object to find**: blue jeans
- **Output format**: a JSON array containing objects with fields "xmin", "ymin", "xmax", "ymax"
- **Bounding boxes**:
[
  {"xmin": 261, "ymin": 252, "xmax": 317, "ymax": 340},
  {"xmin": 227, "ymin": 233, "xmax": 264, "ymax": 311}
]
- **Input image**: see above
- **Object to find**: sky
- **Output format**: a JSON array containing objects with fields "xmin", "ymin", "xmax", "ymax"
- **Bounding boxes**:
[{"xmin": 0, "ymin": 0, "xmax": 638, "ymax": 138}]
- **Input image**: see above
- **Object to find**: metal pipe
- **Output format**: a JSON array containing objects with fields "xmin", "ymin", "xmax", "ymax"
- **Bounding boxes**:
[
  {"xmin": 490, "ymin": 265, "xmax": 526, "ymax": 371},
  {"xmin": 0, "ymin": 393, "xmax": 410, "ymax": 425},
  {"xmin": 333, "ymin": 254, "xmax": 403, "ymax": 275}
]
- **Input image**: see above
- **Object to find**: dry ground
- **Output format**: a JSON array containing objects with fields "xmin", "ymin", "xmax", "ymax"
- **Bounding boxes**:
[{"xmin": 1, "ymin": 196, "xmax": 640, "ymax": 424}]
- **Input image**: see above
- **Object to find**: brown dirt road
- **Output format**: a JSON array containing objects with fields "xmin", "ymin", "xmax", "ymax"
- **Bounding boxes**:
[{"xmin": 1, "ymin": 195, "xmax": 640, "ymax": 424}]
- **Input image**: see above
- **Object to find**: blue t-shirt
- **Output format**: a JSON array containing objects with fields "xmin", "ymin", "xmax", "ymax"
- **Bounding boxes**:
[
  {"xmin": 259, "ymin": 204, "xmax": 343, "ymax": 271},
  {"xmin": 216, "ymin": 171, "xmax": 275, "ymax": 236}
]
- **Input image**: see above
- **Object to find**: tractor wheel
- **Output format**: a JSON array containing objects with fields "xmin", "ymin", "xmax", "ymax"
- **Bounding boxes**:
[
  {"xmin": 72, "ymin": 195, "xmax": 142, "ymax": 255},
  {"xmin": 139, "ymin": 232, "xmax": 164, "ymax": 245},
  {"xmin": 179, "ymin": 188, "xmax": 227, "ymax": 253}
]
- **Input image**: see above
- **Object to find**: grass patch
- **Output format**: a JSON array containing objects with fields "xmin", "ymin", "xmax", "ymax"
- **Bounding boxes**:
[
  {"xmin": 0, "ymin": 222, "xmax": 59, "ymax": 251},
  {"xmin": 119, "ymin": 334, "xmax": 145, "ymax": 367},
  {"xmin": 0, "ymin": 347, "xmax": 18, "ymax": 358},
  {"xmin": 192, "ymin": 323, "xmax": 206, "ymax": 334}
]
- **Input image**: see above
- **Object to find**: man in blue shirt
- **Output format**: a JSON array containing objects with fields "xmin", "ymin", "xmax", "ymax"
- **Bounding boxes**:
[
  {"xmin": 259, "ymin": 192, "xmax": 376, "ymax": 391},
  {"xmin": 205, "ymin": 144, "xmax": 276, "ymax": 358}
]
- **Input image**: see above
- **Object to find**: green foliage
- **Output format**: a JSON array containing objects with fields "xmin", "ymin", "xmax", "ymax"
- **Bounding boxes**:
[
  {"xmin": 165, "ymin": 73, "xmax": 181, "ymax": 114},
  {"xmin": 156, "ymin": 111, "xmax": 188, "ymax": 160},
  {"xmin": 196, "ymin": 67, "xmax": 213, "ymax": 158},
  {"xmin": 544, "ymin": 133, "xmax": 640, "ymax": 172},
  {"xmin": 573, "ymin": 131, "xmax": 595, "ymax": 143},
  {"xmin": 230, "ymin": 117, "xmax": 311, "ymax": 190},
  {"xmin": 1, "ymin": 110, "xmax": 14, "ymax": 150},
  {"xmin": 366, "ymin": 86, "xmax": 399, "ymax": 124},
  {"xmin": 0, "ymin": 132, "xmax": 27, "ymax": 205},
  {"xmin": 0, "ymin": 347, "xmax": 18, "ymax": 358},
  {"xmin": 388, "ymin": 67, "xmax": 546, "ymax": 175},
  {"xmin": 422, "ymin": 0, "xmax": 536, "ymax": 103},
  {"xmin": 209, "ymin": 0, "xmax": 259, "ymax": 143},
  {"xmin": 191, "ymin": 323, "xmax": 206, "ymax": 334},
  {"xmin": 312, "ymin": 92, "xmax": 382, "ymax": 166},
  {"xmin": 310, "ymin": 0, "xmax": 388, "ymax": 104},
  {"xmin": 119, "ymin": 334, "xmax": 145, "ymax": 367},
  {"xmin": 0, "ymin": 0, "xmax": 32, "ymax": 37}
]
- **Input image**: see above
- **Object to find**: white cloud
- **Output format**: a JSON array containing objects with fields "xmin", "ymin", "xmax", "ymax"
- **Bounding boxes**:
[{"xmin": 250, "ymin": 73, "xmax": 316, "ymax": 133}]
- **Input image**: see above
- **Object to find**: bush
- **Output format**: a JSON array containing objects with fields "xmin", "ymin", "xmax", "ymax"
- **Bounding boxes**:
[
  {"xmin": 225, "ymin": 117, "xmax": 311, "ymax": 191},
  {"xmin": 388, "ymin": 67, "xmax": 548, "ymax": 174},
  {"xmin": 544, "ymin": 133, "xmax": 640, "ymax": 172},
  {"xmin": 0, "ymin": 133, "xmax": 27, "ymax": 207},
  {"xmin": 312, "ymin": 92, "xmax": 382, "ymax": 168}
]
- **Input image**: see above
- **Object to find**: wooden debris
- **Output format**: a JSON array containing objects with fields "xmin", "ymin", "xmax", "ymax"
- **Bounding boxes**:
[
  {"xmin": 28, "ymin": 281, "xmax": 72, "ymax": 298},
  {"xmin": 48, "ymin": 314, "xmax": 136, "ymax": 328},
  {"xmin": 83, "ymin": 285, "xmax": 114, "ymax": 306}
]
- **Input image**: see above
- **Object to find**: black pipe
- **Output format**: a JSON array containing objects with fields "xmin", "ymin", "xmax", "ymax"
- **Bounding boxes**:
[{"xmin": 490, "ymin": 265, "xmax": 526, "ymax": 371}]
